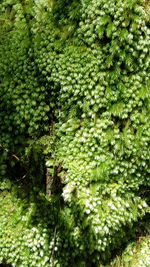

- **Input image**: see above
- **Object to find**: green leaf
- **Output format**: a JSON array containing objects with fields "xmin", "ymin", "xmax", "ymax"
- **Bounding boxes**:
[
  {"xmin": 100, "ymin": 15, "xmax": 111, "ymax": 25},
  {"xmin": 106, "ymin": 21, "xmax": 114, "ymax": 38},
  {"xmin": 97, "ymin": 25, "xmax": 105, "ymax": 39}
]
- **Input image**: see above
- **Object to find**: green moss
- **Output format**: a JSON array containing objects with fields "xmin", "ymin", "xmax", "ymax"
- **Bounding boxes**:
[{"xmin": 0, "ymin": 0, "xmax": 149, "ymax": 266}]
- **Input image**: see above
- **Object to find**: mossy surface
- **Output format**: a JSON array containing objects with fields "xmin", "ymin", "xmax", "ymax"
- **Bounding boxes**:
[{"xmin": 0, "ymin": 0, "xmax": 149, "ymax": 266}]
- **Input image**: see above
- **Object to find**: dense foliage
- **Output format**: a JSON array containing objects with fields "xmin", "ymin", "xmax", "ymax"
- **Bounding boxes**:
[
  {"xmin": 110, "ymin": 235, "xmax": 150, "ymax": 266},
  {"xmin": 0, "ymin": 178, "xmax": 149, "ymax": 266},
  {"xmin": 0, "ymin": 0, "xmax": 150, "ymax": 266}
]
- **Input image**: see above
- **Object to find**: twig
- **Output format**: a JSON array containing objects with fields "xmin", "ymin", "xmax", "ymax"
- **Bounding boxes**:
[
  {"xmin": 0, "ymin": 144, "xmax": 20, "ymax": 161},
  {"xmin": 16, "ymin": 174, "xmax": 27, "ymax": 182}
]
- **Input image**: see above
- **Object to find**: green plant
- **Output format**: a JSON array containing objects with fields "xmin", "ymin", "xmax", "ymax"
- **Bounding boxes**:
[{"xmin": 0, "ymin": 0, "xmax": 149, "ymax": 266}]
